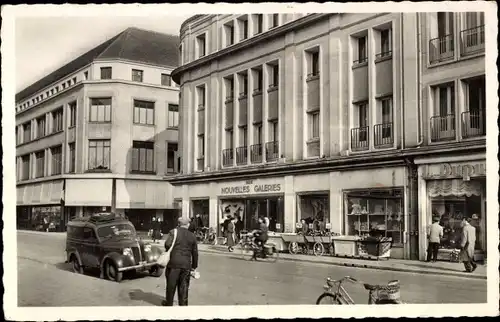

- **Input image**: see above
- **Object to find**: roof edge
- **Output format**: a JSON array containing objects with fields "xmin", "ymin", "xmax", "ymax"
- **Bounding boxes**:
[{"xmin": 180, "ymin": 14, "xmax": 207, "ymax": 31}]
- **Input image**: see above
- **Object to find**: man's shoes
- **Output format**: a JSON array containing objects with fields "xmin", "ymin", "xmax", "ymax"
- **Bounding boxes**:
[
  {"xmin": 161, "ymin": 300, "xmax": 168, "ymax": 306},
  {"xmin": 471, "ymin": 265, "xmax": 477, "ymax": 272}
]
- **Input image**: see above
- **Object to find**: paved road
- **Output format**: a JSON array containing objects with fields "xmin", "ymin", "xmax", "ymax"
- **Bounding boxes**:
[{"xmin": 17, "ymin": 231, "xmax": 487, "ymax": 306}]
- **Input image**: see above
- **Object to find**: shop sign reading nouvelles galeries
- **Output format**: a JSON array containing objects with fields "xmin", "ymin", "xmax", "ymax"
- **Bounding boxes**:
[
  {"xmin": 220, "ymin": 180, "xmax": 282, "ymax": 195},
  {"xmin": 424, "ymin": 161, "xmax": 486, "ymax": 181}
]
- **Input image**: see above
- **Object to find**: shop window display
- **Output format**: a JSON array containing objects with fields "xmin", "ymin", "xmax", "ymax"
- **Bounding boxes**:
[
  {"xmin": 192, "ymin": 199, "xmax": 209, "ymax": 228},
  {"xmin": 345, "ymin": 189, "xmax": 404, "ymax": 245},
  {"xmin": 31, "ymin": 206, "xmax": 62, "ymax": 232},
  {"xmin": 297, "ymin": 194, "xmax": 329, "ymax": 232}
]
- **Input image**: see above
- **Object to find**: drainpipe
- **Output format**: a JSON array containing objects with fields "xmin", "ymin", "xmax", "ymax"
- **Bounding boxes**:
[
  {"xmin": 400, "ymin": 13, "xmax": 405, "ymax": 150},
  {"xmin": 415, "ymin": 12, "xmax": 424, "ymax": 147}
]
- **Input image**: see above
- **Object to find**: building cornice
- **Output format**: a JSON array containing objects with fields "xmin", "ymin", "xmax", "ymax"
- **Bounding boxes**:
[
  {"xmin": 165, "ymin": 141, "xmax": 486, "ymax": 185},
  {"xmin": 171, "ymin": 13, "xmax": 332, "ymax": 84}
]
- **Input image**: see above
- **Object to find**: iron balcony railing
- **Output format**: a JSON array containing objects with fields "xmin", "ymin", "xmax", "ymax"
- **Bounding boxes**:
[
  {"xmin": 353, "ymin": 56, "xmax": 368, "ymax": 65},
  {"xmin": 462, "ymin": 110, "xmax": 485, "ymax": 138},
  {"xmin": 222, "ymin": 148, "xmax": 234, "ymax": 167},
  {"xmin": 429, "ymin": 34, "xmax": 454, "ymax": 63},
  {"xmin": 350, "ymin": 126, "xmax": 369, "ymax": 150},
  {"xmin": 430, "ymin": 114, "xmax": 456, "ymax": 142},
  {"xmin": 374, "ymin": 123, "xmax": 394, "ymax": 147},
  {"xmin": 250, "ymin": 144, "xmax": 263, "ymax": 163},
  {"xmin": 375, "ymin": 50, "xmax": 392, "ymax": 60},
  {"xmin": 236, "ymin": 146, "xmax": 248, "ymax": 165},
  {"xmin": 461, "ymin": 25, "xmax": 485, "ymax": 56},
  {"xmin": 265, "ymin": 141, "xmax": 279, "ymax": 161}
]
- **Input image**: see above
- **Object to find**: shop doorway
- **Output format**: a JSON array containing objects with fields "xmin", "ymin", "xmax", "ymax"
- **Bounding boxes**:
[{"xmin": 191, "ymin": 199, "xmax": 210, "ymax": 228}]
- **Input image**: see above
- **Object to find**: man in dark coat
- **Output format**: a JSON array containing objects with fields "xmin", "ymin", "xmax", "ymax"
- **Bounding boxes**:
[{"xmin": 162, "ymin": 217, "xmax": 199, "ymax": 306}]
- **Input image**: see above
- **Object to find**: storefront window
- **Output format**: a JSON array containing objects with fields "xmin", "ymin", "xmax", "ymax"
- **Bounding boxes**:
[
  {"xmin": 297, "ymin": 194, "xmax": 329, "ymax": 232},
  {"xmin": 31, "ymin": 206, "xmax": 62, "ymax": 232},
  {"xmin": 83, "ymin": 206, "xmax": 111, "ymax": 217},
  {"xmin": 428, "ymin": 179, "xmax": 484, "ymax": 251},
  {"xmin": 192, "ymin": 199, "xmax": 209, "ymax": 228},
  {"xmin": 345, "ymin": 189, "xmax": 404, "ymax": 245},
  {"xmin": 124, "ymin": 209, "xmax": 156, "ymax": 232}
]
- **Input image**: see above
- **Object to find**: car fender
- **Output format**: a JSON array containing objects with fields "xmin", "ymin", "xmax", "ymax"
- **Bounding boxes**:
[
  {"xmin": 100, "ymin": 252, "xmax": 126, "ymax": 276},
  {"xmin": 66, "ymin": 249, "xmax": 83, "ymax": 266}
]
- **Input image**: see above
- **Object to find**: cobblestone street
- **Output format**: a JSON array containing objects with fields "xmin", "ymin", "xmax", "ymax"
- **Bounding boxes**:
[{"xmin": 17, "ymin": 231, "xmax": 487, "ymax": 306}]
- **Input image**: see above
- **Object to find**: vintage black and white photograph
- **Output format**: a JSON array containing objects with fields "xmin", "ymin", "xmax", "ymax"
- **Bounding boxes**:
[{"xmin": 1, "ymin": 2, "xmax": 498, "ymax": 320}]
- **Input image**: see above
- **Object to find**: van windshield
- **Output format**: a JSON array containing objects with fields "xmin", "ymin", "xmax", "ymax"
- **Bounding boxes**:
[{"xmin": 97, "ymin": 223, "xmax": 136, "ymax": 239}]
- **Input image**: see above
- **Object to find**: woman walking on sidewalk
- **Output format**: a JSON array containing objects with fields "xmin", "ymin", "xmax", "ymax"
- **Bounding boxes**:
[{"xmin": 226, "ymin": 217, "xmax": 236, "ymax": 252}]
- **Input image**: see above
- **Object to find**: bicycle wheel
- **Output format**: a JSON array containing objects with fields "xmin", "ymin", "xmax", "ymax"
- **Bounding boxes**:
[
  {"xmin": 316, "ymin": 292, "xmax": 342, "ymax": 305},
  {"xmin": 288, "ymin": 242, "xmax": 300, "ymax": 255},
  {"xmin": 240, "ymin": 244, "xmax": 253, "ymax": 260},
  {"xmin": 265, "ymin": 246, "xmax": 279, "ymax": 263},
  {"xmin": 210, "ymin": 234, "xmax": 218, "ymax": 246},
  {"xmin": 313, "ymin": 242, "xmax": 325, "ymax": 256}
]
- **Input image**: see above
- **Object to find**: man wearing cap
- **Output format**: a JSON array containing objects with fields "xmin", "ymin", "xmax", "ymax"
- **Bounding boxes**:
[
  {"xmin": 426, "ymin": 216, "xmax": 443, "ymax": 262},
  {"xmin": 459, "ymin": 217, "xmax": 477, "ymax": 273},
  {"xmin": 162, "ymin": 217, "xmax": 199, "ymax": 306}
]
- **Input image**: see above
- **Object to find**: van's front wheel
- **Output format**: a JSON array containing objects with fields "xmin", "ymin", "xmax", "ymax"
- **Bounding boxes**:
[{"xmin": 105, "ymin": 260, "xmax": 123, "ymax": 282}]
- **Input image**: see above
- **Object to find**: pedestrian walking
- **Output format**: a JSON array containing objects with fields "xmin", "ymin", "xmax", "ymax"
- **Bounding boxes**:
[
  {"xmin": 226, "ymin": 217, "xmax": 236, "ymax": 252},
  {"xmin": 459, "ymin": 217, "xmax": 477, "ymax": 273},
  {"xmin": 162, "ymin": 217, "xmax": 199, "ymax": 306},
  {"xmin": 235, "ymin": 215, "xmax": 243, "ymax": 243},
  {"xmin": 426, "ymin": 217, "xmax": 443, "ymax": 262},
  {"xmin": 222, "ymin": 215, "xmax": 231, "ymax": 245},
  {"xmin": 188, "ymin": 215, "xmax": 196, "ymax": 233}
]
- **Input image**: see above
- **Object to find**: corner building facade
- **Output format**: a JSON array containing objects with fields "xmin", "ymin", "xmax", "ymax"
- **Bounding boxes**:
[{"xmin": 170, "ymin": 13, "xmax": 487, "ymax": 261}]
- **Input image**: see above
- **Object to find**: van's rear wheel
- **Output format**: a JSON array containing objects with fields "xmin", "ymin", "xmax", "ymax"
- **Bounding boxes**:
[
  {"xmin": 71, "ymin": 255, "xmax": 83, "ymax": 274},
  {"xmin": 105, "ymin": 260, "xmax": 123, "ymax": 282}
]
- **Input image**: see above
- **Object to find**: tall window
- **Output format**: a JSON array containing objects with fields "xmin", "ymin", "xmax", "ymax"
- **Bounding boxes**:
[
  {"xmin": 161, "ymin": 74, "xmax": 172, "ymax": 86},
  {"xmin": 21, "ymin": 155, "xmax": 30, "ymax": 180},
  {"xmin": 437, "ymin": 12, "xmax": 454, "ymax": 37},
  {"xmin": 51, "ymin": 145, "xmax": 62, "ymax": 175},
  {"xmin": 311, "ymin": 112, "xmax": 320, "ymax": 139},
  {"xmin": 380, "ymin": 29, "xmax": 392, "ymax": 57},
  {"xmin": 225, "ymin": 23, "xmax": 235, "ymax": 46},
  {"xmin": 23, "ymin": 122, "xmax": 31, "ymax": 143},
  {"xmin": 36, "ymin": 116, "xmax": 46, "ymax": 138},
  {"xmin": 311, "ymin": 51, "xmax": 319, "ymax": 76},
  {"xmin": 241, "ymin": 18, "xmax": 249, "ymax": 40},
  {"xmin": 381, "ymin": 98, "xmax": 393, "ymax": 138},
  {"xmin": 51, "ymin": 108, "xmax": 63, "ymax": 133},
  {"xmin": 167, "ymin": 143, "xmax": 178, "ymax": 173},
  {"xmin": 168, "ymin": 104, "xmax": 179, "ymax": 128},
  {"xmin": 68, "ymin": 101, "xmax": 77, "ymax": 127},
  {"xmin": 271, "ymin": 65, "xmax": 279, "ymax": 86},
  {"xmin": 89, "ymin": 98, "xmax": 112, "ymax": 122},
  {"xmin": 271, "ymin": 14, "xmax": 279, "ymax": 28},
  {"xmin": 226, "ymin": 129, "xmax": 234, "ymax": 149},
  {"xmin": 270, "ymin": 121, "xmax": 279, "ymax": 142},
  {"xmin": 100, "ymin": 67, "xmax": 112, "ymax": 79},
  {"xmin": 358, "ymin": 103, "xmax": 368, "ymax": 141},
  {"xmin": 198, "ymin": 135, "xmax": 205, "ymax": 157},
  {"xmin": 255, "ymin": 124, "xmax": 263, "ymax": 144},
  {"xmin": 197, "ymin": 33, "xmax": 206, "ymax": 57},
  {"xmin": 256, "ymin": 14, "xmax": 263, "ymax": 34},
  {"xmin": 357, "ymin": 36, "xmax": 367, "ymax": 64},
  {"xmin": 438, "ymin": 84, "xmax": 455, "ymax": 117},
  {"xmin": 68, "ymin": 142, "xmax": 76, "ymax": 173},
  {"xmin": 132, "ymin": 69, "xmax": 144, "ymax": 82},
  {"xmin": 131, "ymin": 141, "xmax": 154, "ymax": 173},
  {"xmin": 35, "ymin": 150, "xmax": 45, "ymax": 178},
  {"xmin": 133, "ymin": 100, "xmax": 155, "ymax": 125},
  {"xmin": 256, "ymin": 69, "xmax": 263, "ymax": 91},
  {"xmin": 88, "ymin": 140, "xmax": 111, "ymax": 170}
]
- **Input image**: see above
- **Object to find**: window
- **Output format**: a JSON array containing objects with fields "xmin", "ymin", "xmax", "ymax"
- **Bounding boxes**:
[
  {"xmin": 68, "ymin": 101, "xmax": 77, "ymax": 127},
  {"xmin": 21, "ymin": 155, "xmax": 30, "ymax": 180},
  {"xmin": 226, "ymin": 129, "xmax": 234, "ymax": 149},
  {"xmin": 241, "ymin": 127, "xmax": 248, "ymax": 146},
  {"xmin": 167, "ymin": 143, "xmax": 178, "ymax": 173},
  {"xmin": 23, "ymin": 122, "xmax": 31, "ymax": 143},
  {"xmin": 89, "ymin": 98, "xmax": 112, "ymax": 122},
  {"xmin": 381, "ymin": 98, "xmax": 393, "ymax": 139},
  {"xmin": 297, "ymin": 194, "xmax": 330, "ymax": 231},
  {"xmin": 88, "ymin": 140, "xmax": 111, "ymax": 170},
  {"xmin": 84, "ymin": 71, "xmax": 89, "ymax": 80},
  {"xmin": 311, "ymin": 52, "xmax": 319, "ymax": 76},
  {"xmin": 271, "ymin": 14, "xmax": 279, "ymax": 28},
  {"xmin": 51, "ymin": 145, "xmax": 62, "ymax": 175},
  {"xmin": 256, "ymin": 14, "xmax": 263, "ymax": 34},
  {"xmin": 255, "ymin": 123, "xmax": 263, "ymax": 144},
  {"xmin": 357, "ymin": 103, "xmax": 368, "ymax": 142},
  {"xmin": 438, "ymin": 12, "xmax": 454, "ymax": 37},
  {"xmin": 132, "ymin": 69, "xmax": 144, "ymax": 82},
  {"xmin": 463, "ymin": 76, "xmax": 485, "ymax": 137},
  {"xmin": 131, "ymin": 141, "xmax": 155, "ymax": 173},
  {"xmin": 133, "ymin": 100, "xmax": 155, "ymax": 125},
  {"xmin": 36, "ymin": 116, "xmax": 46, "ymax": 138},
  {"xmin": 431, "ymin": 83, "xmax": 455, "ymax": 141},
  {"xmin": 51, "ymin": 108, "xmax": 64, "ymax": 133},
  {"xmin": 68, "ymin": 143, "xmax": 76, "ymax": 173},
  {"xmin": 271, "ymin": 65, "xmax": 279, "ymax": 86},
  {"xmin": 161, "ymin": 74, "xmax": 172, "ymax": 86},
  {"xmin": 62, "ymin": 83, "xmax": 67, "ymax": 90},
  {"xmin": 239, "ymin": 17, "xmax": 249, "ymax": 40},
  {"xmin": 379, "ymin": 29, "xmax": 392, "ymax": 57},
  {"xmin": 168, "ymin": 104, "xmax": 179, "ymax": 128},
  {"xmin": 255, "ymin": 69, "xmax": 263, "ymax": 91},
  {"xmin": 100, "ymin": 67, "xmax": 112, "ymax": 80},
  {"xmin": 198, "ymin": 135, "xmax": 205, "ymax": 157},
  {"xmin": 310, "ymin": 112, "xmax": 320, "ymax": 139},
  {"xmin": 196, "ymin": 34, "xmax": 206, "ymax": 58},
  {"xmin": 224, "ymin": 22, "xmax": 235, "ymax": 46},
  {"xmin": 35, "ymin": 150, "xmax": 45, "ymax": 178},
  {"xmin": 356, "ymin": 36, "xmax": 367, "ymax": 64}
]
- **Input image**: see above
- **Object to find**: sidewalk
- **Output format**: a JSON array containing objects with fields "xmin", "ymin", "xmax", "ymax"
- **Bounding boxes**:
[{"xmin": 19, "ymin": 230, "xmax": 486, "ymax": 280}]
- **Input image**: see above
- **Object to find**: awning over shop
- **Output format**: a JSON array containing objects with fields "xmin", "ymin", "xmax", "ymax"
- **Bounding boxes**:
[
  {"xmin": 427, "ymin": 179, "xmax": 482, "ymax": 198},
  {"xmin": 16, "ymin": 180, "xmax": 64, "ymax": 206},
  {"xmin": 115, "ymin": 179, "xmax": 172, "ymax": 209},
  {"xmin": 65, "ymin": 179, "xmax": 112, "ymax": 206}
]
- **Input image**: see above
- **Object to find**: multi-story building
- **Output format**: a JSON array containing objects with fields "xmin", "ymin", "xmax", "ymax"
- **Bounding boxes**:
[
  {"xmin": 16, "ymin": 27, "xmax": 182, "ymax": 233},
  {"xmin": 169, "ymin": 12, "xmax": 486, "ymax": 261}
]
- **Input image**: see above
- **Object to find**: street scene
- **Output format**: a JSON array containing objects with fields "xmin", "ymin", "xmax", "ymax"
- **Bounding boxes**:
[
  {"xmin": 4, "ymin": 3, "xmax": 497, "ymax": 319},
  {"xmin": 18, "ymin": 230, "xmax": 487, "ymax": 306}
]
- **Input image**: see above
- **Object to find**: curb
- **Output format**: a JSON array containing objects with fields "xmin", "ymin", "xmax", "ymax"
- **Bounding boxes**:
[{"xmin": 198, "ymin": 248, "xmax": 487, "ymax": 281}]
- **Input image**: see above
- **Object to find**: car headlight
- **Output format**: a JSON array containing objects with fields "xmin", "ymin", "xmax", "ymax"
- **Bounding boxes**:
[
  {"xmin": 123, "ymin": 247, "xmax": 133, "ymax": 256},
  {"xmin": 144, "ymin": 244, "xmax": 152, "ymax": 252}
]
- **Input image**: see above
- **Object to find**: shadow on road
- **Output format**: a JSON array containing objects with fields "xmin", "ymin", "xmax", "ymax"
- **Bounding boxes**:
[
  {"xmin": 54, "ymin": 262, "xmax": 152, "ymax": 282},
  {"xmin": 129, "ymin": 289, "xmax": 164, "ymax": 306}
]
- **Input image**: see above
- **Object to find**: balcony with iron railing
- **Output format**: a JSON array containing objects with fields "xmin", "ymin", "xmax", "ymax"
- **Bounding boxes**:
[
  {"xmin": 250, "ymin": 144, "xmax": 263, "ymax": 163},
  {"xmin": 375, "ymin": 50, "xmax": 392, "ymax": 61},
  {"xmin": 460, "ymin": 25, "xmax": 485, "ymax": 56},
  {"xmin": 222, "ymin": 148, "xmax": 234, "ymax": 167},
  {"xmin": 374, "ymin": 123, "xmax": 394, "ymax": 148},
  {"xmin": 236, "ymin": 146, "xmax": 248, "ymax": 165},
  {"xmin": 350, "ymin": 126, "xmax": 369, "ymax": 151},
  {"xmin": 265, "ymin": 141, "xmax": 279, "ymax": 161},
  {"xmin": 430, "ymin": 114, "xmax": 456, "ymax": 142},
  {"xmin": 462, "ymin": 109, "xmax": 485, "ymax": 138},
  {"xmin": 429, "ymin": 34, "xmax": 454, "ymax": 64}
]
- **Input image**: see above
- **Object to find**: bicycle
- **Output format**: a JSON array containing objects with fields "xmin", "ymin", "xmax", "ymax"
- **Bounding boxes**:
[
  {"xmin": 288, "ymin": 232, "xmax": 309, "ymax": 255},
  {"xmin": 316, "ymin": 276, "xmax": 403, "ymax": 305},
  {"xmin": 240, "ymin": 232, "xmax": 279, "ymax": 263}
]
